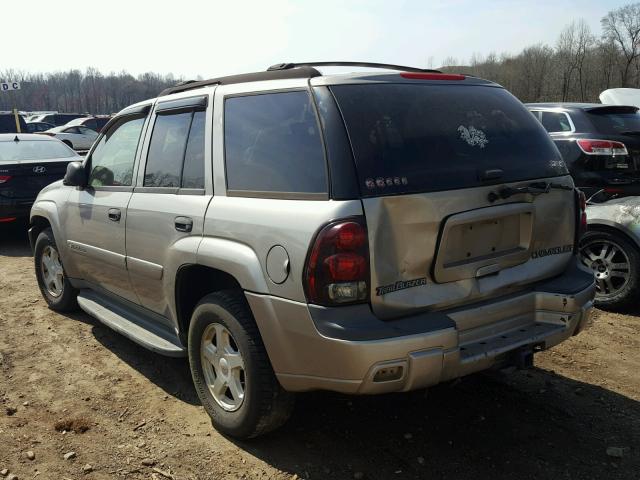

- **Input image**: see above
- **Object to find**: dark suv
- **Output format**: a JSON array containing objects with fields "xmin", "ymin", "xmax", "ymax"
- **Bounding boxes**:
[
  {"xmin": 527, "ymin": 103, "xmax": 640, "ymax": 200},
  {"xmin": 0, "ymin": 112, "xmax": 28, "ymax": 133}
]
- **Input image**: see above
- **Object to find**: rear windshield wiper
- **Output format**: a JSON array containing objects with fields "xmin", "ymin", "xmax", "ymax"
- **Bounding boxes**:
[{"xmin": 488, "ymin": 181, "xmax": 573, "ymax": 202}]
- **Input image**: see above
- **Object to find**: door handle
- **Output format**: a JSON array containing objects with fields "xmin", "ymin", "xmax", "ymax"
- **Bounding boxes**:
[
  {"xmin": 108, "ymin": 208, "xmax": 121, "ymax": 222},
  {"xmin": 174, "ymin": 216, "xmax": 193, "ymax": 232}
]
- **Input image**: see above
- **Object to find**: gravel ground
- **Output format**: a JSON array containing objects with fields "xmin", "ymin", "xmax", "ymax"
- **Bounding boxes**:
[{"xmin": 1, "ymin": 222, "xmax": 638, "ymax": 480}]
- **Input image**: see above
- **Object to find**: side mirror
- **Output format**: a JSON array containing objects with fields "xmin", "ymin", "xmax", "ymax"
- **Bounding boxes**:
[{"xmin": 63, "ymin": 161, "xmax": 87, "ymax": 188}]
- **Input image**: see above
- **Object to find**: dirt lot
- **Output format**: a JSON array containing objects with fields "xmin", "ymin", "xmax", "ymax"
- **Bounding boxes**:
[{"xmin": 0, "ymin": 222, "xmax": 638, "ymax": 480}]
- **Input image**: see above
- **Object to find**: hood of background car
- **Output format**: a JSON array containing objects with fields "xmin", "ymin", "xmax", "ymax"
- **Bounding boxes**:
[{"xmin": 599, "ymin": 88, "xmax": 640, "ymax": 108}]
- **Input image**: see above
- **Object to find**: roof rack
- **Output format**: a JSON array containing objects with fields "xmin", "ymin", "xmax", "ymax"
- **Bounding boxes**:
[
  {"xmin": 159, "ymin": 62, "xmax": 442, "ymax": 97},
  {"xmin": 267, "ymin": 61, "xmax": 441, "ymax": 73}
]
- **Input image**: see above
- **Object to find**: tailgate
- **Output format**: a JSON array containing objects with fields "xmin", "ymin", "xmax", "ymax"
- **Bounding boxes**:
[
  {"xmin": 363, "ymin": 178, "xmax": 576, "ymax": 318},
  {"xmin": 329, "ymin": 81, "xmax": 574, "ymax": 319}
]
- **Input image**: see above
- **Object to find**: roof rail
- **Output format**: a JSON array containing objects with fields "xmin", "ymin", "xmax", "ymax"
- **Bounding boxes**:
[
  {"xmin": 267, "ymin": 61, "xmax": 441, "ymax": 73},
  {"xmin": 158, "ymin": 66, "xmax": 321, "ymax": 96}
]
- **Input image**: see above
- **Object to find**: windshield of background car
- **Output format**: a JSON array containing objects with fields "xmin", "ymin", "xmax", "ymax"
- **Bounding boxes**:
[
  {"xmin": 587, "ymin": 107, "xmax": 640, "ymax": 134},
  {"xmin": 330, "ymin": 84, "xmax": 567, "ymax": 196},
  {"xmin": 0, "ymin": 140, "xmax": 76, "ymax": 162}
]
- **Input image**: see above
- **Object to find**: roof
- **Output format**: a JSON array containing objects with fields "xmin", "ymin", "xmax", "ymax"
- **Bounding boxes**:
[{"xmin": 0, "ymin": 133, "xmax": 58, "ymax": 141}]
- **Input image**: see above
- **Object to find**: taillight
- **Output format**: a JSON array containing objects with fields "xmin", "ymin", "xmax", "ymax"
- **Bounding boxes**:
[
  {"xmin": 38, "ymin": 132, "xmax": 55, "ymax": 136},
  {"xmin": 304, "ymin": 218, "xmax": 370, "ymax": 306},
  {"xmin": 0, "ymin": 175, "xmax": 11, "ymax": 184},
  {"xmin": 400, "ymin": 72, "xmax": 465, "ymax": 81},
  {"xmin": 576, "ymin": 139, "xmax": 628, "ymax": 156},
  {"xmin": 575, "ymin": 189, "xmax": 587, "ymax": 247},
  {"xmin": 0, "ymin": 217, "xmax": 17, "ymax": 223}
]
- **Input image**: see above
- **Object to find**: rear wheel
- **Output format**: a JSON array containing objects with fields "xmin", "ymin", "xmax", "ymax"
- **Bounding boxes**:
[
  {"xmin": 579, "ymin": 229, "xmax": 640, "ymax": 310},
  {"xmin": 188, "ymin": 291, "xmax": 294, "ymax": 438},
  {"xmin": 34, "ymin": 228, "xmax": 79, "ymax": 311}
]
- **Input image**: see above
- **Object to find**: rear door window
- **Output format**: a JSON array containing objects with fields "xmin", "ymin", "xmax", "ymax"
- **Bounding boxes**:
[
  {"xmin": 144, "ymin": 112, "xmax": 191, "ymax": 187},
  {"xmin": 330, "ymin": 84, "xmax": 567, "ymax": 196},
  {"xmin": 143, "ymin": 108, "xmax": 205, "ymax": 190},
  {"xmin": 224, "ymin": 91, "xmax": 327, "ymax": 196}
]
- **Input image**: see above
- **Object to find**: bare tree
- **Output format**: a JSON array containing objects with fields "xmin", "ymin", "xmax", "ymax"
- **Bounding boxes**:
[{"xmin": 601, "ymin": 2, "xmax": 640, "ymax": 86}]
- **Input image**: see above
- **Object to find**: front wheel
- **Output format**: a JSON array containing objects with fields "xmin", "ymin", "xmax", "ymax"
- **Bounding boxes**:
[
  {"xmin": 579, "ymin": 229, "xmax": 640, "ymax": 310},
  {"xmin": 188, "ymin": 291, "xmax": 294, "ymax": 439},
  {"xmin": 34, "ymin": 228, "xmax": 79, "ymax": 311}
]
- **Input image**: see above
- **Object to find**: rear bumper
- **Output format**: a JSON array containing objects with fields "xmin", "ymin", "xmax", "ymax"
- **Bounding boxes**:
[{"xmin": 247, "ymin": 258, "xmax": 595, "ymax": 394}]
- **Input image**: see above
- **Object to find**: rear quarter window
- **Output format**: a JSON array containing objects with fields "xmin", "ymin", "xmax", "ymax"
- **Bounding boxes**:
[
  {"xmin": 223, "ymin": 91, "xmax": 327, "ymax": 197},
  {"xmin": 331, "ymin": 84, "xmax": 567, "ymax": 196}
]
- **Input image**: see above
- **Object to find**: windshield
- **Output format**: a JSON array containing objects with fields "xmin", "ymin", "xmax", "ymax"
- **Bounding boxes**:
[
  {"xmin": 0, "ymin": 140, "xmax": 76, "ymax": 162},
  {"xmin": 330, "ymin": 84, "xmax": 567, "ymax": 196},
  {"xmin": 587, "ymin": 108, "xmax": 640, "ymax": 134}
]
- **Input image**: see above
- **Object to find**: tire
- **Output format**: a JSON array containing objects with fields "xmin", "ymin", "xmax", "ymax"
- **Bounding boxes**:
[
  {"xmin": 62, "ymin": 140, "xmax": 73, "ymax": 149},
  {"xmin": 188, "ymin": 290, "xmax": 294, "ymax": 439},
  {"xmin": 579, "ymin": 229, "xmax": 640, "ymax": 310},
  {"xmin": 34, "ymin": 227, "xmax": 79, "ymax": 312}
]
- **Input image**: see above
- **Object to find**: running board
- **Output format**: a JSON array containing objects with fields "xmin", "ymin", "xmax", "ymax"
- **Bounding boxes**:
[{"xmin": 77, "ymin": 290, "xmax": 186, "ymax": 357}]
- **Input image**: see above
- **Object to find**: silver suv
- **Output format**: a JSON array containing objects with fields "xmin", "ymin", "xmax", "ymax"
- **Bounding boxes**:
[{"xmin": 29, "ymin": 62, "xmax": 596, "ymax": 438}]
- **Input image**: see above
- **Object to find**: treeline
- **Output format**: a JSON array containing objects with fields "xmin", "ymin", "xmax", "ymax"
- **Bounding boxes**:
[
  {"xmin": 442, "ymin": 2, "xmax": 640, "ymax": 103},
  {"xmin": 3, "ymin": 3, "xmax": 640, "ymax": 112},
  {"xmin": 0, "ymin": 68, "xmax": 181, "ymax": 114}
]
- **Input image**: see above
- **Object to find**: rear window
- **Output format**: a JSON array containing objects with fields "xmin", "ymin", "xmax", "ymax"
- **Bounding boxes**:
[
  {"xmin": 587, "ymin": 107, "xmax": 640, "ymax": 134},
  {"xmin": 330, "ymin": 84, "xmax": 567, "ymax": 196},
  {"xmin": 0, "ymin": 140, "xmax": 76, "ymax": 162}
]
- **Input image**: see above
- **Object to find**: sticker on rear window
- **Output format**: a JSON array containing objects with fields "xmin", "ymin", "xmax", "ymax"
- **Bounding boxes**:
[{"xmin": 458, "ymin": 125, "xmax": 488, "ymax": 148}]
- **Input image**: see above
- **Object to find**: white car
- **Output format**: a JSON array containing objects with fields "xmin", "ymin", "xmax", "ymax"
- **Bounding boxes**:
[{"xmin": 41, "ymin": 125, "xmax": 98, "ymax": 151}]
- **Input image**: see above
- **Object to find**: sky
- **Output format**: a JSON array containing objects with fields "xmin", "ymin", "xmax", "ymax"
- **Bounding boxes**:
[{"xmin": 3, "ymin": 0, "xmax": 632, "ymax": 79}]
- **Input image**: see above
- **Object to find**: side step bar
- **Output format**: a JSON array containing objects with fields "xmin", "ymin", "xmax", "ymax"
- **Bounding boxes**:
[{"xmin": 77, "ymin": 290, "xmax": 186, "ymax": 357}]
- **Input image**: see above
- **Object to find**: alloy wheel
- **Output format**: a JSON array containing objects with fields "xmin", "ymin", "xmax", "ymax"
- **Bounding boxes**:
[
  {"xmin": 41, "ymin": 245, "xmax": 64, "ymax": 298},
  {"xmin": 200, "ymin": 323, "xmax": 246, "ymax": 411},
  {"xmin": 580, "ymin": 238, "xmax": 631, "ymax": 298}
]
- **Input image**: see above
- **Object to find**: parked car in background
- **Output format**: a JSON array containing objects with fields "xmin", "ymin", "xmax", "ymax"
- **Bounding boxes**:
[
  {"xmin": 26, "ymin": 121, "xmax": 56, "ymax": 133},
  {"xmin": 30, "ymin": 113, "xmax": 88, "ymax": 126},
  {"xmin": 582, "ymin": 196, "xmax": 640, "ymax": 310},
  {"xmin": 600, "ymin": 88, "xmax": 640, "ymax": 108},
  {"xmin": 64, "ymin": 115, "xmax": 111, "ymax": 132},
  {"xmin": 0, "ymin": 112, "xmax": 29, "ymax": 133},
  {"xmin": 29, "ymin": 62, "xmax": 594, "ymax": 439},
  {"xmin": 0, "ymin": 134, "xmax": 82, "ymax": 223},
  {"xmin": 526, "ymin": 103, "xmax": 640, "ymax": 201},
  {"xmin": 40, "ymin": 125, "xmax": 99, "ymax": 150}
]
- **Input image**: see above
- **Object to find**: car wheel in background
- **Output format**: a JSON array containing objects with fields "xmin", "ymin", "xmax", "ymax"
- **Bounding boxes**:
[
  {"xmin": 580, "ymin": 229, "xmax": 640, "ymax": 310},
  {"xmin": 34, "ymin": 228, "xmax": 79, "ymax": 311},
  {"xmin": 188, "ymin": 290, "xmax": 294, "ymax": 439}
]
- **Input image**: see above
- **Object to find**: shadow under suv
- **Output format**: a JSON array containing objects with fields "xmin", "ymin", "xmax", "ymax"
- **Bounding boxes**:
[
  {"xmin": 527, "ymin": 103, "xmax": 640, "ymax": 200},
  {"xmin": 29, "ymin": 62, "xmax": 595, "ymax": 438}
]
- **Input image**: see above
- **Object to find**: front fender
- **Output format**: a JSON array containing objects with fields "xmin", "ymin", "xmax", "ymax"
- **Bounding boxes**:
[
  {"xmin": 195, "ymin": 237, "xmax": 269, "ymax": 293},
  {"xmin": 30, "ymin": 199, "xmax": 65, "ymax": 249}
]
